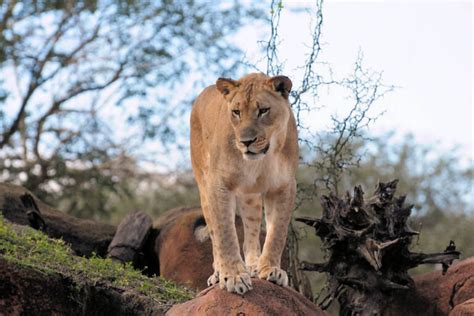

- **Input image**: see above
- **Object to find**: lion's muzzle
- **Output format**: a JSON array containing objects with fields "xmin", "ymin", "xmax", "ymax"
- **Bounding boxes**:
[{"xmin": 242, "ymin": 142, "xmax": 270, "ymax": 161}]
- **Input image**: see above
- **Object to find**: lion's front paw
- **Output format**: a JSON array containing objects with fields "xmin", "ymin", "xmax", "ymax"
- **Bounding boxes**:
[
  {"xmin": 207, "ymin": 270, "xmax": 220, "ymax": 287},
  {"xmin": 245, "ymin": 258, "xmax": 259, "ymax": 278},
  {"xmin": 219, "ymin": 265, "xmax": 252, "ymax": 294},
  {"xmin": 247, "ymin": 264, "xmax": 258, "ymax": 277},
  {"xmin": 258, "ymin": 266, "xmax": 288, "ymax": 286}
]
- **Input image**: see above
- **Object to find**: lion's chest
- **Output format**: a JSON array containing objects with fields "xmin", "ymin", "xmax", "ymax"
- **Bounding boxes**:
[{"xmin": 236, "ymin": 157, "xmax": 292, "ymax": 194}]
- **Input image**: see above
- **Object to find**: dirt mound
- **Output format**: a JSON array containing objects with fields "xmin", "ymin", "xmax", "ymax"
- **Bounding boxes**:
[{"xmin": 166, "ymin": 279, "xmax": 327, "ymax": 316}]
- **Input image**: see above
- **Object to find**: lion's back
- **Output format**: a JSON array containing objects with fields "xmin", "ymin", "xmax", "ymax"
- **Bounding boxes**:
[{"xmin": 190, "ymin": 85, "xmax": 228, "ymax": 174}]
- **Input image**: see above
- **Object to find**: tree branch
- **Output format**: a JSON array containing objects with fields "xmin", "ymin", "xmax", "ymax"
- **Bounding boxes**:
[
  {"xmin": 32, "ymin": 62, "xmax": 126, "ymax": 160},
  {"xmin": 0, "ymin": 0, "xmax": 16, "ymax": 34},
  {"xmin": 0, "ymin": 11, "xmax": 74, "ymax": 150}
]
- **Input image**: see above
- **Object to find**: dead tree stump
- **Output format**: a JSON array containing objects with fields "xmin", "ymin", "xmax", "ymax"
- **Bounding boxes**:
[
  {"xmin": 107, "ymin": 211, "xmax": 153, "ymax": 265},
  {"xmin": 297, "ymin": 180, "xmax": 460, "ymax": 315}
]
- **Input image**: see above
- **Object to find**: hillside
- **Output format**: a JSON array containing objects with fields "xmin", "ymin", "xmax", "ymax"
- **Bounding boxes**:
[{"xmin": 0, "ymin": 215, "xmax": 193, "ymax": 315}]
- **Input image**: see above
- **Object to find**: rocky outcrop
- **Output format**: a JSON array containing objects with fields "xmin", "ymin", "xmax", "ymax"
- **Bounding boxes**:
[
  {"xmin": 154, "ymin": 207, "xmax": 296, "ymax": 291},
  {"xmin": 384, "ymin": 258, "xmax": 474, "ymax": 315},
  {"xmin": 107, "ymin": 211, "xmax": 153, "ymax": 265},
  {"xmin": 155, "ymin": 207, "xmax": 214, "ymax": 290},
  {"xmin": 0, "ymin": 258, "xmax": 170, "ymax": 315},
  {"xmin": 166, "ymin": 279, "xmax": 327, "ymax": 316},
  {"xmin": 449, "ymin": 298, "xmax": 474, "ymax": 315},
  {"xmin": 413, "ymin": 257, "xmax": 474, "ymax": 314}
]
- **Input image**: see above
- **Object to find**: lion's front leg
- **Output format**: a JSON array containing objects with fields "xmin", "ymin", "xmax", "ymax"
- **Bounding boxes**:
[
  {"xmin": 238, "ymin": 193, "xmax": 263, "ymax": 276},
  {"xmin": 257, "ymin": 179, "xmax": 296, "ymax": 286},
  {"xmin": 205, "ymin": 183, "xmax": 252, "ymax": 294}
]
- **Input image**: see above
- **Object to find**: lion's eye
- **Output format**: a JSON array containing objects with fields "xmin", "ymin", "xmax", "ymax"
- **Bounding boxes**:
[
  {"xmin": 232, "ymin": 109, "xmax": 240, "ymax": 117},
  {"xmin": 258, "ymin": 108, "xmax": 270, "ymax": 116}
]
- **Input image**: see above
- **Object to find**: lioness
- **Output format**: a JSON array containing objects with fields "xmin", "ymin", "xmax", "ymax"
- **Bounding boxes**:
[{"xmin": 190, "ymin": 73, "xmax": 298, "ymax": 294}]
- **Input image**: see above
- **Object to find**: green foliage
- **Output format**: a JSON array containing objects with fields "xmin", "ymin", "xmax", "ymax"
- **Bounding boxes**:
[
  {"xmin": 0, "ymin": 215, "xmax": 194, "ymax": 303},
  {"xmin": 96, "ymin": 172, "xmax": 200, "ymax": 224},
  {"xmin": 0, "ymin": 0, "xmax": 261, "ymax": 219},
  {"xmin": 297, "ymin": 133, "xmax": 473, "ymax": 216}
]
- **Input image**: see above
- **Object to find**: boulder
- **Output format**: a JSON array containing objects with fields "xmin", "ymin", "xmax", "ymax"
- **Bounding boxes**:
[
  {"xmin": 166, "ymin": 279, "xmax": 327, "ymax": 316},
  {"xmin": 107, "ymin": 211, "xmax": 153, "ymax": 265},
  {"xmin": 385, "ymin": 257, "xmax": 474, "ymax": 315},
  {"xmin": 450, "ymin": 298, "xmax": 474, "ymax": 316},
  {"xmin": 414, "ymin": 257, "xmax": 474, "ymax": 314},
  {"xmin": 155, "ymin": 207, "xmax": 213, "ymax": 290},
  {"xmin": 154, "ymin": 207, "xmax": 296, "ymax": 291}
]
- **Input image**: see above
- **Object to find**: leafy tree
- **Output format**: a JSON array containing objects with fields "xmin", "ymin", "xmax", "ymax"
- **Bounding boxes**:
[{"xmin": 0, "ymin": 0, "xmax": 258, "ymax": 218}]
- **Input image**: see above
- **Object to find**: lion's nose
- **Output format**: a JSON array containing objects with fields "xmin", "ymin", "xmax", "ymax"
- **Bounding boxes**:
[{"xmin": 241, "ymin": 138, "xmax": 257, "ymax": 147}]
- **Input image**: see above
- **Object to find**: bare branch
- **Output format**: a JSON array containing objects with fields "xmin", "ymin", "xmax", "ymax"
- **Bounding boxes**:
[
  {"xmin": 32, "ymin": 61, "xmax": 126, "ymax": 160},
  {"xmin": 266, "ymin": 0, "xmax": 284, "ymax": 75},
  {"xmin": 0, "ymin": 11, "xmax": 74, "ymax": 149},
  {"xmin": 0, "ymin": 0, "xmax": 16, "ymax": 34}
]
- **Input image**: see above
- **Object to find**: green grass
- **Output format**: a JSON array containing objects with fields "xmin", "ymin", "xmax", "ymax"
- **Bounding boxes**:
[{"xmin": 0, "ymin": 214, "xmax": 193, "ymax": 304}]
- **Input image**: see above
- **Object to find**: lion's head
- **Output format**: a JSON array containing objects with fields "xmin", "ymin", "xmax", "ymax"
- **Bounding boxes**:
[{"xmin": 216, "ymin": 73, "xmax": 292, "ymax": 161}]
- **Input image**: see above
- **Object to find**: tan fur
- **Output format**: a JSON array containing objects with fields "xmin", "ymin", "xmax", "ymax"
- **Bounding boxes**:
[{"xmin": 190, "ymin": 73, "xmax": 298, "ymax": 294}]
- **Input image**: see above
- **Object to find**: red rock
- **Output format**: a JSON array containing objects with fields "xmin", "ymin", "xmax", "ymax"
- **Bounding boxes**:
[
  {"xmin": 450, "ymin": 298, "xmax": 474, "ymax": 316},
  {"xmin": 155, "ymin": 207, "xmax": 214, "ymax": 290},
  {"xmin": 385, "ymin": 257, "xmax": 474, "ymax": 315},
  {"xmin": 155, "ymin": 207, "xmax": 291, "ymax": 291},
  {"xmin": 414, "ymin": 257, "xmax": 474, "ymax": 314},
  {"xmin": 166, "ymin": 279, "xmax": 327, "ymax": 316}
]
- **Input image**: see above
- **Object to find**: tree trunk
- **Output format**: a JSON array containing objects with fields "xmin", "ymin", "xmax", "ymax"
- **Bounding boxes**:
[{"xmin": 0, "ymin": 182, "xmax": 115, "ymax": 257}]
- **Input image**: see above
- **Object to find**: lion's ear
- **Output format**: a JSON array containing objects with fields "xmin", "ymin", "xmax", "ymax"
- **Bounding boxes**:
[
  {"xmin": 216, "ymin": 77, "xmax": 240, "ymax": 100},
  {"xmin": 268, "ymin": 75, "xmax": 292, "ymax": 99}
]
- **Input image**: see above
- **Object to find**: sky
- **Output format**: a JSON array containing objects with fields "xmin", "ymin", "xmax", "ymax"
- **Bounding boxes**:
[
  {"xmin": 236, "ymin": 0, "xmax": 472, "ymax": 164},
  {"xmin": 323, "ymin": 1, "xmax": 472, "ymax": 158},
  {"xmin": 2, "ymin": 1, "xmax": 472, "ymax": 170}
]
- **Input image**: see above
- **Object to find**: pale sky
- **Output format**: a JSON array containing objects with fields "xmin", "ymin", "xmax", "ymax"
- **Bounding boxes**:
[
  {"xmin": 324, "ymin": 1, "xmax": 472, "ymax": 159},
  {"xmin": 236, "ymin": 0, "xmax": 472, "ymax": 163},
  {"xmin": 2, "ymin": 1, "xmax": 472, "ymax": 170}
]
